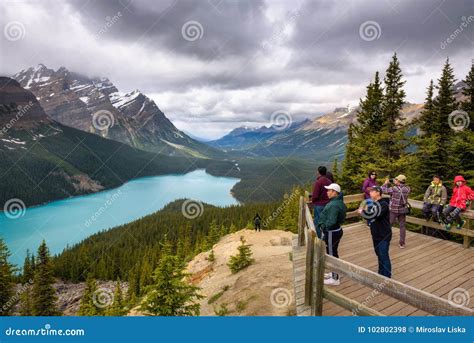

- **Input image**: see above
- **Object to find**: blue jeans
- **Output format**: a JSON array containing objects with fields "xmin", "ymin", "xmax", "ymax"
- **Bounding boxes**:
[
  {"xmin": 313, "ymin": 205, "xmax": 325, "ymax": 239},
  {"xmin": 373, "ymin": 239, "xmax": 391, "ymax": 278}
]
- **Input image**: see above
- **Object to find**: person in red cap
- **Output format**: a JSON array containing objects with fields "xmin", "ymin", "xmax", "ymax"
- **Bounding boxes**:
[{"xmin": 442, "ymin": 175, "xmax": 474, "ymax": 230}]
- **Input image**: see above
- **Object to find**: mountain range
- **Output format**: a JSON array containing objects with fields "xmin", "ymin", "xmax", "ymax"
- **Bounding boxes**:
[
  {"xmin": 0, "ymin": 77, "xmax": 204, "ymax": 207},
  {"xmin": 13, "ymin": 64, "xmax": 221, "ymax": 159},
  {"xmin": 209, "ymin": 81, "xmax": 467, "ymax": 162}
]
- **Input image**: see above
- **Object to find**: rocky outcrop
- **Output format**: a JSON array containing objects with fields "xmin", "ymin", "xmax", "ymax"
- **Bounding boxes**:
[{"xmin": 186, "ymin": 229, "xmax": 296, "ymax": 316}]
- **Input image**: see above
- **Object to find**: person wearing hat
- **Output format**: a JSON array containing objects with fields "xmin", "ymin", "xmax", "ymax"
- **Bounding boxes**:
[
  {"xmin": 358, "ymin": 186, "xmax": 392, "ymax": 278},
  {"xmin": 382, "ymin": 174, "xmax": 411, "ymax": 248},
  {"xmin": 317, "ymin": 183, "xmax": 346, "ymax": 285}
]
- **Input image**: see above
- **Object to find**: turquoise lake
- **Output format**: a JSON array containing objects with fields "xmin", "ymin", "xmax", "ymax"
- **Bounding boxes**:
[{"xmin": 0, "ymin": 169, "xmax": 240, "ymax": 266}]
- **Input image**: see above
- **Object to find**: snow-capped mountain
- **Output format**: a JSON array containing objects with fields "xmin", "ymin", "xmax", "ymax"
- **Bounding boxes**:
[{"xmin": 13, "ymin": 64, "xmax": 221, "ymax": 158}]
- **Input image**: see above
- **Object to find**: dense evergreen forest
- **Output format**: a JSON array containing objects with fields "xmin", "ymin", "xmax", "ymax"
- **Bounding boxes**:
[{"xmin": 341, "ymin": 55, "xmax": 473, "ymax": 194}]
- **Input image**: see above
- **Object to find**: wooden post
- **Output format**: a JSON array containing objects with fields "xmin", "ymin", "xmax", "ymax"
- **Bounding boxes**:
[
  {"xmin": 298, "ymin": 196, "xmax": 305, "ymax": 247},
  {"xmin": 304, "ymin": 230, "xmax": 315, "ymax": 306},
  {"xmin": 463, "ymin": 203, "xmax": 472, "ymax": 249},
  {"xmin": 311, "ymin": 238, "xmax": 325, "ymax": 316}
]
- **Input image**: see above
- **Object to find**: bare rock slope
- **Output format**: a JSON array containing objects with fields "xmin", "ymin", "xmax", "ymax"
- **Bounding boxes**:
[{"xmin": 187, "ymin": 229, "xmax": 296, "ymax": 316}]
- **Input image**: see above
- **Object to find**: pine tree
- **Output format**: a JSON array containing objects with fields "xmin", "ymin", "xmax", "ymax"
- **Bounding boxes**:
[
  {"xmin": 78, "ymin": 275, "xmax": 101, "ymax": 316},
  {"xmin": 433, "ymin": 59, "xmax": 458, "ymax": 180},
  {"xmin": 31, "ymin": 240, "xmax": 60, "ymax": 316},
  {"xmin": 356, "ymin": 71, "xmax": 384, "ymax": 131},
  {"xmin": 141, "ymin": 242, "xmax": 203, "ymax": 316},
  {"xmin": 341, "ymin": 72, "xmax": 384, "ymax": 191},
  {"xmin": 414, "ymin": 79, "xmax": 443, "ymax": 188},
  {"xmin": 379, "ymin": 53, "xmax": 408, "ymax": 175},
  {"xmin": 227, "ymin": 236, "xmax": 254, "ymax": 274},
  {"xmin": 332, "ymin": 158, "xmax": 340, "ymax": 181},
  {"xmin": 106, "ymin": 281, "xmax": 126, "ymax": 316},
  {"xmin": 0, "ymin": 239, "xmax": 16, "ymax": 316},
  {"xmin": 452, "ymin": 60, "xmax": 474, "ymax": 180},
  {"xmin": 19, "ymin": 249, "xmax": 35, "ymax": 316}
]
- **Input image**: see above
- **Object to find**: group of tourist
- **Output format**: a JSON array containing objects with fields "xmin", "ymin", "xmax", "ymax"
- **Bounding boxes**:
[{"xmin": 311, "ymin": 167, "xmax": 473, "ymax": 285}]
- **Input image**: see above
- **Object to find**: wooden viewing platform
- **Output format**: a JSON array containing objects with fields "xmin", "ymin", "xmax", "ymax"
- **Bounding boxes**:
[{"xmin": 292, "ymin": 193, "xmax": 474, "ymax": 316}]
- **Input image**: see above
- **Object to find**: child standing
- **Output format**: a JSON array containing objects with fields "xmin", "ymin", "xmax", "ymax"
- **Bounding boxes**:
[{"xmin": 442, "ymin": 175, "xmax": 474, "ymax": 230}]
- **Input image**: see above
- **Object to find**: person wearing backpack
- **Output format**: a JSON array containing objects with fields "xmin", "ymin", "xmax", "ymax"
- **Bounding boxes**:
[
  {"xmin": 311, "ymin": 166, "xmax": 332, "ymax": 239},
  {"xmin": 422, "ymin": 175, "xmax": 447, "ymax": 223},
  {"xmin": 382, "ymin": 175, "xmax": 411, "ymax": 249},
  {"xmin": 442, "ymin": 175, "xmax": 474, "ymax": 230},
  {"xmin": 253, "ymin": 213, "xmax": 262, "ymax": 232}
]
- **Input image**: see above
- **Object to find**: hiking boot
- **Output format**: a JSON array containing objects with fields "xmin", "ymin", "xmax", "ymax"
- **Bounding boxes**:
[
  {"xmin": 324, "ymin": 278, "xmax": 340, "ymax": 286},
  {"xmin": 456, "ymin": 220, "xmax": 465, "ymax": 230}
]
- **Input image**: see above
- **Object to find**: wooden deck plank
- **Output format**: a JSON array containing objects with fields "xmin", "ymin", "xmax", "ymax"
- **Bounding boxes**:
[{"xmin": 292, "ymin": 221, "xmax": 474, "ymax": 317}]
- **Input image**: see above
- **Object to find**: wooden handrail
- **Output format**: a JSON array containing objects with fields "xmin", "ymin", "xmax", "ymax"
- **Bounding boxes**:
[
  {"xmin": 296, "ymin": 192, "xmax": 473, "ymax": 316},
  {"xmin": 325, "ymin": 254, "xmax": 473, "ymax": 316}
]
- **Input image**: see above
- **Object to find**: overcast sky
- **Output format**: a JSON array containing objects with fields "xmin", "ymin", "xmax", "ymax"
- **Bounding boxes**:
[{"xmin": 1, "ymin": 0, "xmax": 472, "ymax": 139}]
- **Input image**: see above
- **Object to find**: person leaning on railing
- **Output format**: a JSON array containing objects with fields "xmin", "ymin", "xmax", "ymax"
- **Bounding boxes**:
[
  {"xmin": 317, "ymin": 183, "xmax": 347, "ymax": 286},
  {"xmin": 357, "ymin": 186, "xmax": 392, "ymax": 278}
]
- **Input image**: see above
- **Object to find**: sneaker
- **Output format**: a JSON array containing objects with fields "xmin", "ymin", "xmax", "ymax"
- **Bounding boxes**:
[
  {"xmin": 399, "ymin": 244, "xmax": 405, "ymax": 249},
  {"xmin": 324, "ymin": 272, "xmax": 332, "ymax": 279},
  {"xmin": 324, "ymin": 278, "xmax": 340, "ymax": 286},
  {"xmin": 456, "ymin": 220, "xmax": 465, "ymax": 230},
  {"xmin": 445, "ymin": 223, "xmax": 452, "ymax": 231}
]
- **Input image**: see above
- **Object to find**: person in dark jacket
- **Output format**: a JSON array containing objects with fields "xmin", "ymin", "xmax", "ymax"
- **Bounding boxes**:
[
  {"xmin": 358, "ymin": 186, "xmax": 392, "ymax": 278},
  {"xmin": 253, "ymin": 213, "xmax": 262, "ymax": 232},
  {"xmin": 362, "ymin": 171, "xmax": 378, "ymax": 199},
  {"xmin": 317, "ymin": 183, "xmax": 346, "ymax": 285},
  {"xmin": 311, "ymin": 166, "xmax": 332, "ymax": 239}
]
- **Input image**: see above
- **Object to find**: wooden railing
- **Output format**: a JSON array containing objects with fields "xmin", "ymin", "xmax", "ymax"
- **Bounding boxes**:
[{"xmin": 297, "ymin": 193, "xmax": 473, "ymax": 316}]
